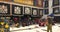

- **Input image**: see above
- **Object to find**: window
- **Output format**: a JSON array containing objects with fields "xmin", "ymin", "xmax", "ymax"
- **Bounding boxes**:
[
  {"xmin": 44, "ymin": 0, "xmax": 48, "ymax": 8},
  {"xmin": 59, "ymin": 0, "xmax": 60, "ymax": 5},
  {"xmin": 32, "ymin": 8, "xmax": 38, "ymax": 16},
  {"xmin": 12, "ymin": 5, "xmax": 23, "ymax": 15},
  {"xmin": 14, "ymin": 7, "xmax": 21, "ymax": 14},
  {"xmin": 59, "ymin": 7, "xmax": 60, "ymax": 13},
  {"xmin": 24, "ymin": 7, "xmax": 31, "ymax": 15},
  {"xmin": 53, "ymin": 0, "xmax": 59, "ymax": 6},
  {"xmin": 53, "ymin": 7, "xmax": 60, "ymax": 14},
  {"xmin": 33, "ymin": 9, "xmax": 37, "ymax": 15},
  {"xmin": 0, "ymin": 3, "xmax": 10, "ymax": 14},
  {"xmin": 44, "ymin": 9, "xmax": 49, "ymax": 14},
  {"xmin": 0, "ymin": 5, "xmax": 7, "ymax": 13}
]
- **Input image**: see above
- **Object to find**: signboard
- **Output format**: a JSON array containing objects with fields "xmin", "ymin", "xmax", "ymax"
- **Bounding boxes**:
[
  {"xmin": 24, "ymin": 7, "xmax": 31, "ymax": 15},
  {"xmin": 32, "ymin": 8, "xmax": 38, "ymax": 16},
  {"xmin": 13, "ymin": 0, "xmax": 33, "ymax": 5},
  {"xmin": 0, "ymin": 3, "xmax": 10, "ymax": 15},
  {"xmin": 12, "ymin": 5, "xmax": 23, "ymax": 15}
]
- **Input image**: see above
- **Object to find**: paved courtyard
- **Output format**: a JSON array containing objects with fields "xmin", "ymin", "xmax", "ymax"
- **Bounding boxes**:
[{"xmin": 10, "ymin": 23, "xmax": 60, "ymax": 32}]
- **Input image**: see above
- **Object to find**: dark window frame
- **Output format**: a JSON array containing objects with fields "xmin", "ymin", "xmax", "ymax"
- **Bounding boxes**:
[
  {"xmin": 24, "ymin": 7, "xmax": 31, "ymax": 15},
  {"xmin": 0, "ymin": 3, "xmax": 10, "ymax": 14},
  {"xmin": 12, "ymin": 5, "xmax": 23, "ymax": 15},
  {"xmin": 44, "ymin": 0, "xmax": 48, "ymax": 8},
  {"xmin": 32, "ymin": 8, "xmax": 39, "ymax": 16},
  {"xmin": 44, "ymin": 9, "xmax": 49, "ymax": 14},
  {"xmin": 53, "ymin": 7, "xmax": 60, "ymax": 14},
  {"xmin": 53, "ymin": 0, "xmax": 59, "ymax": 6}
]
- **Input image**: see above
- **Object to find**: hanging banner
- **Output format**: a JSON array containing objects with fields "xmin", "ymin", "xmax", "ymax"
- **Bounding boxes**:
[
  {"xmin": 37, "ymin": 0, "xmax": 43, "ymax": 7},
  {"xmin": 13, "ymin": 0, "xmax": 33, "ymax": 5}
]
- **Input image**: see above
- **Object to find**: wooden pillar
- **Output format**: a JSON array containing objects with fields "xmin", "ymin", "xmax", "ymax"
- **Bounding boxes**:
[{"xmin": 10, "ymin": 3, "xmax": 12, "ymax": 16}]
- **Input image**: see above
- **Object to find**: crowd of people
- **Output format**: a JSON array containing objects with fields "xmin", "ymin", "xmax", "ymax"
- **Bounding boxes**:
[
  {"xmin": 0, "ymin": 19, "xmax": 10, "ymax": 32},
  {"xmin": 0, "ymin": 14, "xmax": 55, "ymax": 32},
  {"xmin": 10, "ymin": 15, "xmax": 55, "ymax": 27}
]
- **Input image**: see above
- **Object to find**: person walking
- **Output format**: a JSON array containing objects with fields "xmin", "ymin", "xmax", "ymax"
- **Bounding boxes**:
[
  {"xmin": 47, "ymin": 15, "xmax": 54, "ymax": 32},
  {"xmin": 0, "ymin": 19, "xmax": 5, "ymax": 32}
]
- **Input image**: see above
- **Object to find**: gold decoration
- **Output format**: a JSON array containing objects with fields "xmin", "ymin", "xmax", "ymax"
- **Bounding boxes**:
[{"xmin": 14, "ymin": 0, "xmax": 33, "ymax": 5}]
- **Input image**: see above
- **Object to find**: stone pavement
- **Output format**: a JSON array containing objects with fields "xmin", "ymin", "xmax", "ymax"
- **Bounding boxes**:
[{"xmin": 10, "ymin": 23, "xmax": 60, "ymax": 32}]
